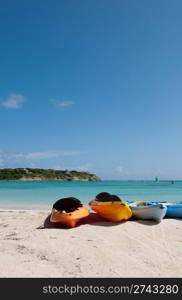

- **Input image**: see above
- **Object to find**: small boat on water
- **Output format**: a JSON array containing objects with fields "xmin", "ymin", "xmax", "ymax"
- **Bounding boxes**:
[
  {"xmin": 129, "ymin": 202, "xmax": 167, "ymax": 222},
  {"xmin": 155, "ymin": 176, "xmax": 159, "ymax": 182}
]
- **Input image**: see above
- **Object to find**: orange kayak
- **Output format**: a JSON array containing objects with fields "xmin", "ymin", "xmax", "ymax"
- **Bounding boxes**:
[
  {"xmin": 90, "ymin": 201, "xmax": 132, "ymax": 222},
  {"xmin": 50, "ymin": 207, "xmax": 89, "ymax": 228}
]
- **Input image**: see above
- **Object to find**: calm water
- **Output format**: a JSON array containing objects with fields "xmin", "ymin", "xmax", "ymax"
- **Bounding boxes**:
[{"xmin": 0, "ymin": 180, "xmax": 182, "ymax": 209}]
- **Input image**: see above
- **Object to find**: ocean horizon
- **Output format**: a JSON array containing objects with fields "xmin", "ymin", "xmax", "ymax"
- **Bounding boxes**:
[{"xmin": 0, "ymin": 180, "xmax": 182, "ymax": 209}]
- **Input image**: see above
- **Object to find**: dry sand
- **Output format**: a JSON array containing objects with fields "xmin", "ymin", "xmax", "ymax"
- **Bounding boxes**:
[{"xmin": 0, "ymin": 209, "xmax": 181, "ymax": 278}]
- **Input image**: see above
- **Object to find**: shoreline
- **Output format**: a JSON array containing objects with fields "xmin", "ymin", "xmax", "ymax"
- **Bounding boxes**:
[
  {"xmin": 1, "ymin": 179, "xmax": 182, "ymax": 182},
  {"xmin": 0, "ymin": 179, "xmax": 101, "ymax": 182},
  {"xmin": 0, "ymin": 209, "xmax": 181, "ymax": 277}
]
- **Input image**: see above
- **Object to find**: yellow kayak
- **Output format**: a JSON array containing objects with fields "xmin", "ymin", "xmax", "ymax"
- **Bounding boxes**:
[{"xmin": 89, "ymin": 199, "xmax": 132, "ymax": 222}]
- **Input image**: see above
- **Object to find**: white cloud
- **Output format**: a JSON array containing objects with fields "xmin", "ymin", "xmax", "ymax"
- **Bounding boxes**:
[
  {"xmin": 54, "ymin": 163, "xmax": 92, "ymax": 172},
  {"xmin": 1, "ymin": 94, "xmax": 26, "ymax": 109},
  {"xmin": 25, "ymin": 152, "xmax": 61, "ymax": 160},
  {"xmin": 115, "ymin": 166, "xmax": 124, "ymax": 173},
  {"xmin": 115, "ymin": 165, "xmax": 130, "ymax": 176},
  {"xmin": 0, "ymin": 150, "xmax": 81, "ymax": 167},
  {"xmin": 76, "ymin": 164, "xmax": 92, "ymax": 172},
  {"xmin": 25, "ymin": 151, "xmax": 80, "ymax": 160},
  {"xmin": 50, "ymin": 99, "xmax": 74, "ymax": 109}
]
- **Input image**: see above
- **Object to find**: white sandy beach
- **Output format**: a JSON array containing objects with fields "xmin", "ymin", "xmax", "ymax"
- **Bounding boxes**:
[{"xmin": 0, "ymin": 209, "xmax": 181, "ymax": 278}]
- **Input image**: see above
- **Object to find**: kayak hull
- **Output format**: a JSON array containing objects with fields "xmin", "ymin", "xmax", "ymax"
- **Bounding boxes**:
[
  {"xmin": 90, "ymin": 202, "xmax": 132, "ymax": 222},
  {"xmin": 165, "ymin": 204, "xmax": 182, "ymax": 218},
  {"xmin": 130, "ymin": 203, "xmax": 167, "ymax": 222},
  {"xmin": 148, "ymin": 202, "xmax": 182, "ymax": 218},
  {"xmin": 50, "ymin": 207, "xmax": 89, "ymax": 228}
]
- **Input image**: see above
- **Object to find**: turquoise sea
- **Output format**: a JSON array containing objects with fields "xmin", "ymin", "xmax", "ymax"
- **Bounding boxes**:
[{"xmin": 0, "ymin": 180, "xmax": 182, "ymax": 209}]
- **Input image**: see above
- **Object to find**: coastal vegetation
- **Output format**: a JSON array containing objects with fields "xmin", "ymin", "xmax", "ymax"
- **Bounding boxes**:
[{"xmin": 0, "ymin": 168, "xmax": 101, "ymax": 181}]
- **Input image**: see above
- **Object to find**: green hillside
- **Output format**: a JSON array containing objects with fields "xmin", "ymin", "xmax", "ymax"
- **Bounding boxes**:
[{"xmin": 0, "ymin": 168, "xmax": 101, "ymax": 181}]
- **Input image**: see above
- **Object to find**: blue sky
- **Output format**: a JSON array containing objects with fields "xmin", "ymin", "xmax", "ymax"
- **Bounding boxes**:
[{"xmin": 0, "ymin": 0, "xmax": 182, "ymax": 180}]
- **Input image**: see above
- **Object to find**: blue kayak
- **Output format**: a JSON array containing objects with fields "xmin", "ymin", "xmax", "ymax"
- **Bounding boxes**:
[
  {"xmin": 164, "ymin": 204, "xmax": 182, "ymax": 218},
  {"xmin": 149, "ymin": 202, "xmax": 182, "ymax": 218}
]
